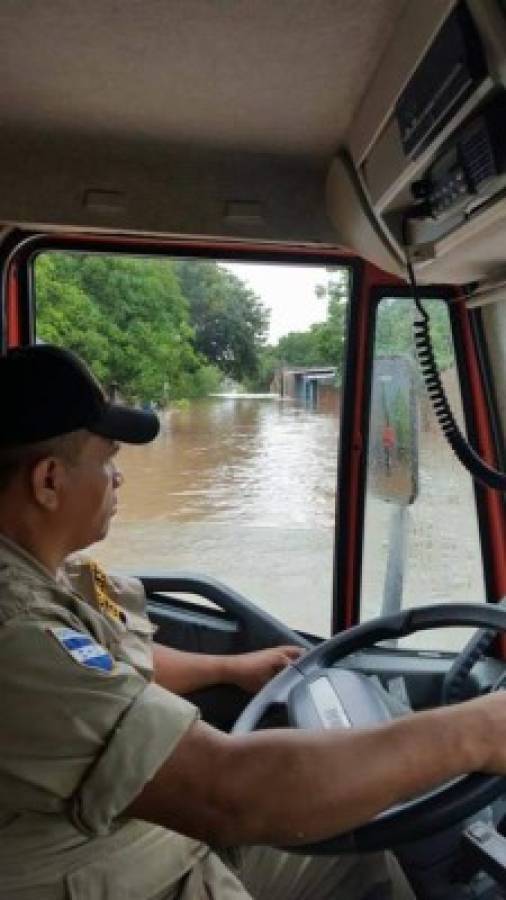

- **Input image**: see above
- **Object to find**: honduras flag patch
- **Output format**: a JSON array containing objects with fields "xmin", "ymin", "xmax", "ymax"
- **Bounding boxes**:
[{"xmin": 49, "ymin": 627, "xmax": 114, "ymax": 673}]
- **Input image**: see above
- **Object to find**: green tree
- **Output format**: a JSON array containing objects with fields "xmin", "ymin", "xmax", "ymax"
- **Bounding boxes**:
[
  {"xmin": 276, "ymin": 328, "xmax": 324, "ymax": 367},
  {"xmin": 35, "ymin": 254, "xmax": 111, "ymax": 381},
  {"xmin": 256, "ymin": 268, "xmax": 350, "ymax": 390},
  {"xmin": 174, "ymin": 260, "xmax": 269, "ymax": 381},
  {"xmin": 313, "ymin": 271, "xmax": 349, "ymax": 381},
  {"xmin": 376, "ymin": 297, "xmax": 453, "ymax": 370},
  {"xmin": 35, "ymin": 253, "xmax": 211, "ymax": 404},
  {"xmin": 254, "ymin": 345, "xmax": 282, "ymax": 391}
]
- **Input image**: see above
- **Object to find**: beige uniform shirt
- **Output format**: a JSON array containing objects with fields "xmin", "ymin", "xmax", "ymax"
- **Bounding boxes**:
[{"xmin": 0, "ymin": 536, "xmax": 251, "ymax": 900}]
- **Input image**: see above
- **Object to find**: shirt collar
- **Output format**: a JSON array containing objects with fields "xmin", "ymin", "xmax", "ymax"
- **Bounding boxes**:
[{"xmin": 0, "ymin": 533, "xmax": 60, "ymax": 588}]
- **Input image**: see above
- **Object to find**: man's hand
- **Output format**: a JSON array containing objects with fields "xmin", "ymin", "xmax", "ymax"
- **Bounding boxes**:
[
  {"xmin": 153, "ymin": 643, "xmax": 305, "ymax": 696},
  {"xmin": 225, "ymin": 646, "xmax": 305, "ymax": 693}
]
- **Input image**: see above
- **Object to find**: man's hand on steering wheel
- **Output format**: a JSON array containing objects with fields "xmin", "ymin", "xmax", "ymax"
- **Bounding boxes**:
[
  {"xmin": 225, "ymin": 645, "xmax": 305, "ymax": 693},
  {"xmin": 233, "ymin": 603, "xmax": 506, "ymax": 853}
]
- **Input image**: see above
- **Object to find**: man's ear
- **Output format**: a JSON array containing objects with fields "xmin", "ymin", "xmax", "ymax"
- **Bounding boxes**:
[{"xmin": 31, "ymin": 457, "xmax": 66, "ymax": 511}]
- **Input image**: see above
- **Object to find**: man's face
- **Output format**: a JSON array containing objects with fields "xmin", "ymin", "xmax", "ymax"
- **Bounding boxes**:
[{"xmin": 61, "ymin": 434, "xmax": 123, "ymax": 551}]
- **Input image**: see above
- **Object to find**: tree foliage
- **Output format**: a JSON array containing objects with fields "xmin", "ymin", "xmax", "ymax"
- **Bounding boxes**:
[
  {"xmin": 35, "ymin": 254, "xmax": 267, "ymax": 403},
  {"xmin": 255, "ymin": 269, "xmax": 349, "ymax": 389},
  {"xmin": 174, "ymin": 260, "xmax": 269, "ymax": 381},
  {"xmin": 35, "ymin": 255, "xmax": 112, "ymax": 381},
  {"xmin": 255, "ymin": 273, "xmax": 454, "ymax": 392},
  {"xmin": 35, "ymin": 254, "xmax": 453, "ymax": 404}
]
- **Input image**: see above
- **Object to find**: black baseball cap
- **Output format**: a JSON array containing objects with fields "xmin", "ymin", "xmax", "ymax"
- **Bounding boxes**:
[{"xmin": 1, "ymin": 344, "xmax": 160, "ymax": 447}]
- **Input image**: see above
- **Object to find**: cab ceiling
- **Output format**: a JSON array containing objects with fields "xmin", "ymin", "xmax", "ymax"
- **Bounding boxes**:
[{"xmin": 0, "ymin": 0, "xmax": 407, "ymax": 162}]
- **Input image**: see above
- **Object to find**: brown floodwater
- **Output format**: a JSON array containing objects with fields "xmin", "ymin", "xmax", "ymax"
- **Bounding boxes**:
[
  {"xmin": 114, "ymin": 398, "xmax": 339, "ymax": 528},
  {"xmin": 95, "ymin": 398, "xmax": 339, "ymax": 634},
  {"xmin": 94, "ymin": 396, "xmax": 485, "ymax": 643}
]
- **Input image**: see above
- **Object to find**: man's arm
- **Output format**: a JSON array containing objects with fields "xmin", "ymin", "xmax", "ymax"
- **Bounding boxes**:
[
  {"xmin": 152, "ymin": 642, "xmax": 304, "ymax": 695},
  {"xmin": 127, "ymin": 692, "xmax": 501, "ymax": 847}
]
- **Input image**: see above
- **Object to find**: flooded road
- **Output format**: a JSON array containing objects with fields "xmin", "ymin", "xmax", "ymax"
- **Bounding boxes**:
[
  {"xmin": 94, "ymin": 396, "xmax": 485, "ymax": 644},
  {"xmin": 95, "ymin": 398, "xmax": 339, "ymax": 635},
  {"xmin": 115, "ymin": 398, "xmax": 339, "ymax": 529}
]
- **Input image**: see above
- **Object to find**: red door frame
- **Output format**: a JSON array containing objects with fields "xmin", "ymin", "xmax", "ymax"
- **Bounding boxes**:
[
  {"xmin": 333, "ymin": 260, "xmax": 403, "ymax": 631},
  {"xmin": 333, "ymin": 269, "xmax": 506, "ymax": 632}
]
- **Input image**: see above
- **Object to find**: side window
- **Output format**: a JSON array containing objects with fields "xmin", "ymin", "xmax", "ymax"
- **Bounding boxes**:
[
  {"xmin": 361, "ymin": 296, "xmax": 485, "ymax": 650},
  {"xmin": 34, "ymin": 252, "xmax": 350, "ymax": 636}
]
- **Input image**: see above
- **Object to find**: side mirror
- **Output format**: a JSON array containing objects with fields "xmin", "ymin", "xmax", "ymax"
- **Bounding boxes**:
[{"xmin": 368, "ymin": 355, "xmax": 419, "ymax": 506}]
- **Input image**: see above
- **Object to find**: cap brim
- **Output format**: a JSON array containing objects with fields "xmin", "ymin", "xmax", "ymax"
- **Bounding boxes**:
[{"xmin": 91, "ymin": 403, "xmax": 160, "ymax": 444}]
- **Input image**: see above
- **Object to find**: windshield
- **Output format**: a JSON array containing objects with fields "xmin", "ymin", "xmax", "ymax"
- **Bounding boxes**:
[{"xmin": 34, "ymin": 251, "xmax": 350, "ymax": 636}]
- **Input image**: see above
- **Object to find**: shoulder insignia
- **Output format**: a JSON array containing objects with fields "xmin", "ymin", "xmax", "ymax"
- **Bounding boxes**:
[
  {"xmin": 48, "ymin": 626, "xmax": 114, "ymax": 673},
  {"xmin": 89, "ymin": 561, "xmax": 127, "ymax": 626}
]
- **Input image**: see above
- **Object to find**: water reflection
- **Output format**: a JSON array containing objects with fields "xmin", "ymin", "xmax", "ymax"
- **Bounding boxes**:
[
  {"xmin": 95, "ymin": 393, "xmax": 485, "ymax": 644},
  {"xmin": 95, "ymin": 397, "xmax": 339, "ymax": 636},
  {"xmin": 117, "ymin": 399, "xmax": 339, "ymax": 528}
]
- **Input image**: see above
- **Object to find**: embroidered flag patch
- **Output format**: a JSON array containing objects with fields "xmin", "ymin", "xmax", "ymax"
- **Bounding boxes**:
[{"xmin": 49, "ymin": 627, "xmax": 114, "ymax": 673}]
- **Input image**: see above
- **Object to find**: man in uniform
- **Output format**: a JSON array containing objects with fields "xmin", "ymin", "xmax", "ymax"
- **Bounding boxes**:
[{"xmin": 0, "ymin": 343, "xmax": 505, "ymax": 900}]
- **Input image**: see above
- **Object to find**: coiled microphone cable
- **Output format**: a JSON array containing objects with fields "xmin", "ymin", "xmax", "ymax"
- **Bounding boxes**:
[{"xmin": 405, "ymin": 253, "xmax": 506, "ymax": 492}]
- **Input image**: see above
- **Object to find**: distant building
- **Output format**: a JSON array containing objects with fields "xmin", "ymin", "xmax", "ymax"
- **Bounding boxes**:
[{"xmin": 271, "ymin": 366, "xmax": 340, "ymax": 413}]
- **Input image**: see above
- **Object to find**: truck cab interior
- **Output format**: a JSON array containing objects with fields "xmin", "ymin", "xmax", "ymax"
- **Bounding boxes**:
[{"xmin": 2, "ymin": 1, "xmax": 506, "ymax": 897}]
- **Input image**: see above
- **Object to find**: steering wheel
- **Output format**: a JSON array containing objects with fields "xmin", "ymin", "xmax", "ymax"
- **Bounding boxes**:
[
  {"xmin": 232, "ymin": 603, "xmax": 506, "ymax": 853},
  {"xmin": 442, "ymin": 597, "xmax": 506, "ymax": 704}
]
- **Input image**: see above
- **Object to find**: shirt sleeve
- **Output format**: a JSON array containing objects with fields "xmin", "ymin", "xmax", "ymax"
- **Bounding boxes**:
[
  {"xmin": 61, "ymin": 555, "xmax": 156, "ymax": 680},
  {"xmin": 105, "ymin": 569, "xmax": 158, "ymax": 680},
  {"xmin": 0, "ymin": 618, "xmax": 199, "ymax": 835}
]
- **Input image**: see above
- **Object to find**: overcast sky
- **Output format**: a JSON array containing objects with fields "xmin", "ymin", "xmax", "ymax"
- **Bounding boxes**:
[{"xmin": 224, "ymin": 262, "xmax": 331, "ymax": 345}]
